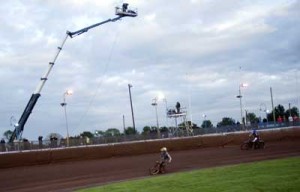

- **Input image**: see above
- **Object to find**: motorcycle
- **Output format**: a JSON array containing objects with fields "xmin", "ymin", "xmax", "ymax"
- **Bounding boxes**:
[
  {"xmin": 240, "ymin": 139, "xmax": 265, "ymax": 150},
  {"xmin": 149, "ymin": 161, "xmax": 166, "ymax": 175}
]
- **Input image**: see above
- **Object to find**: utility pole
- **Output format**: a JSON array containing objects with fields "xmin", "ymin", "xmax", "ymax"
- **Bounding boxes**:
[
  {"xmin": 128, "ymin": 84, "xmax": 136, "ymax": 133},
  {"xmin": 270, "ymin": 87, "xmax": 276, "ymax": 123},
  {"xmin": 237, "ymin": 86, "xmax": 243, "ymax": 127},
  {"xmin": 122, "ymin": 114, "xmax": 126, "ymax": 139},
  {"xmin": 122, "ymin": 115, "xmax": 126, "ymax": 132}
]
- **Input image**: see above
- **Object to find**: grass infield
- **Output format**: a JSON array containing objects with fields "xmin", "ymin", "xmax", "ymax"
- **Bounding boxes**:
[{"xmin": 77, "ymin": 157, "xmax": 300, "ymax": 192}]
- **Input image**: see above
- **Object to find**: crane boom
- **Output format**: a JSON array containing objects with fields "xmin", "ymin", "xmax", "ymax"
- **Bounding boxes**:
[{"xmin": 9, "ymin": 3, "xmax": 137, "ymax": 143}]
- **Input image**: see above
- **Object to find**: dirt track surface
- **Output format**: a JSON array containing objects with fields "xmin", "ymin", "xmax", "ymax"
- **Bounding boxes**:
[{"xmin": 0, "ymin": 139, "xmax": 299, "ymax": 192}]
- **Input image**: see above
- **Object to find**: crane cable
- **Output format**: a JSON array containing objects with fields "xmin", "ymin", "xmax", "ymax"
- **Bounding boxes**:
[{"xmin": 71, "ymin": 28, "xmax": 121, "ymax": 135}]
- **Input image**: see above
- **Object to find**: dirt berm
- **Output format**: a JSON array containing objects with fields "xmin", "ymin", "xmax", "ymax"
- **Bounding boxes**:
[{"xmin": 0, "ymin": 127, "xmax": 299, "ymax": 169}]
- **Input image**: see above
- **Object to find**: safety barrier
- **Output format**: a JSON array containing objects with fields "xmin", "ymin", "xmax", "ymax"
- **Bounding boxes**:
[{"xmin": 0, "ymin": 127, "xmax": 299, "ymax": 169}]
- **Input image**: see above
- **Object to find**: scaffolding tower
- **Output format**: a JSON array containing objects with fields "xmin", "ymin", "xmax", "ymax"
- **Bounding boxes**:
[{"xmin": 167, "ymin": 106, "xmax": 193, "ymax": 136}]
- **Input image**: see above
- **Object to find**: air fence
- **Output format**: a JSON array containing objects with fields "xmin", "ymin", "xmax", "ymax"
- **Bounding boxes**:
[{"xmin": 1, "ymin": 121, "xmax": 299, "ymax": 153}]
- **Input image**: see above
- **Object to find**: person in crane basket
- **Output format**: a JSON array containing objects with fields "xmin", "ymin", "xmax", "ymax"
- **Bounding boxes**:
[
  {"xmin": 121, "ymin": 3, "xmax": 137, "ymax": 15},
  {"xmin": 122, "ymin": 3, "xmax": 129, "ymax": 12}
]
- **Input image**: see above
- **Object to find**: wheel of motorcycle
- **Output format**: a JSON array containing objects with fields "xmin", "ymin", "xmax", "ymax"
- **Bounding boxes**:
[
  {"xmin": 259, "ymin": 141, "xmax": 265, "ymax": 149},
  {"xmin": 149, "ymin": 167, "xmax": 160, "ymax": 175},
  {"xmin": 149, "ymin": 163, "xmax": 161, "ymax": 175},
  {"xmin": 240, "ymin": 142, "xmax": 250, "ymax": 150}
]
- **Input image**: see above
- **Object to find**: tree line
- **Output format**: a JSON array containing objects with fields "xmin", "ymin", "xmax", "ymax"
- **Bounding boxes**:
[{"xmin": 2, "ymin": 104, "xmax": 299, "ymax": 141}]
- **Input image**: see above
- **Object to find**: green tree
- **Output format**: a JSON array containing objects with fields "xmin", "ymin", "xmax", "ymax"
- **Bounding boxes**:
[
  {"xmin": 105, "ymin": 128, "xmax": 120, "ymax": 136},
  {"xmin": 124, "ymin": 127, "xmax": 137, "ymax": 135},
  {"xmin": 285, "ymin": 106, "xmax": 299, "ymax": 118},
  {"xmin": 159, "ymin": 126, "xmax": 169, "ymax": 133},
  {"xmin": 94, "ymin": 130, "xmax": 105, "ymax": 137},
  {"xmin": 187, "ymin": 121, "xmax": 199, "ymax": 129},
  {"xmin": 3, "ymin": 130, "xmax": 13, "ymax": 140},
  {"xmin": 246, "ymin": 112, "xmax": 259, "ymax": 124},
  {"xmin": 46, "ymin": 133, "xmax": 63, "ymax": 140},
  {"xmin": 150, "ymin": 126, "xmax": 158, "ymax": 133},
  {"xmin": 217, "ymin": 117, "xmax": 235, "ymax": 127},
  {"xmin": 268, "ymin": 104, "xmax": 286, "ymax": 121},
  {"xmin": 142, "ymin": 126, "xmax": 151, "ymax": 135},
  {"xmin": 276, "ymin": 104, "xmax": 285, "ymax": 118},
  {"xmin": 201, "ymin": 120, "xmax": 213, "ymax": 128},
  {"xmin": 80, "ymin": 131, "xmax": 94, "ymax": 138}
]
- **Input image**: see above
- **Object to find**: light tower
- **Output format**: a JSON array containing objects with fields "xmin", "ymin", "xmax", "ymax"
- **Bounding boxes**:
[{"xmin": 60, "ymin": 90, "xmax": 73, "ymax": 147}]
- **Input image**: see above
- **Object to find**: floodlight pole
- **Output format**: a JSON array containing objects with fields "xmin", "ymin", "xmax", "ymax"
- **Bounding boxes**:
[
  {"xmin": 236, "ymin": 83, "xmax": 248, "ymax": 130},
  {"xmin": 128, "ymin": 84, "xmax": 136, "ymax": 133},
  {"xmin": 60, "ymin": 90, "xmax": 72, "ymax": 147},
  {"xmin": 152, "ymin": 97, "xmax": 161, "ymax": 138}
]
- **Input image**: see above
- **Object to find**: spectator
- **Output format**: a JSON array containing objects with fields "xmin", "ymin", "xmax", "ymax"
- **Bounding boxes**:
[
  {"xmin": 0, "ymin": 138, "xmax": 5, "ymax": 152},
  {"xmin": 86, "ymin": 137, "xmax": 90, "ymax": 145},
  {"xmin": 38, "ymin": 136, "xmax": 43, "ymax": 149},
  {"xmin": 288, "ymin": 116, "xmax": 293, "ymax": 126},
  {"xmin": 50, "ymin": 136, "xmax": 58, "ymax": 148},
  {"xmin": 176, "ymin": 102, "xmax": 181, "ymax": 113},
  {"xmin": 293, "ymin": 115, "xmax": 299, "ymax": 125},
  {"xmin": 277, "ymin": 116, "xmax": 283, "ymax": 126},
  {"xmin": 23, "ymin": 138, "xmax": 30, "ymax": 150}
]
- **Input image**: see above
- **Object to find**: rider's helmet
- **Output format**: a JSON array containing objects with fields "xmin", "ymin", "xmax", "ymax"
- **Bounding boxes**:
[
  {"xmin": 252, "ymin": 129, "xmax": 257, "ymax": 135},
  {"xmin": 160, "ymin": 147, "xmax": 167, "ymax": 152}
]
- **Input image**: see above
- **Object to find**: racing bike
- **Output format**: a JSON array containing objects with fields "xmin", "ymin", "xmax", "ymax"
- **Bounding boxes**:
[
  {"xmin": 241, "ymin": 139, "xmax": 265, "ymax": 150},
  {"xmin": 149, "ymin": 161, "xmax": 166, "ymax": 175}
]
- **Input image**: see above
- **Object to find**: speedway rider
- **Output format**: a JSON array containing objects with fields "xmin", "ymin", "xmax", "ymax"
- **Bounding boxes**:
[
  {"xmin": 160, "ymin": 147, "xmax": 172, "ymax": 173},
  {"xmin": 249, "ymin": 129, "xmax": 260, "ymax": 149}
]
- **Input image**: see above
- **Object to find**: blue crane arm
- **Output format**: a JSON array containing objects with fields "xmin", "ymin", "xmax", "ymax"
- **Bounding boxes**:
[
  {"xmin": 9, "ymin": 93, "xmax": 40, "ymax": 143},
  {"xmin": 67, "ymin": 16, "xmax": 123, "ymax": 38}
]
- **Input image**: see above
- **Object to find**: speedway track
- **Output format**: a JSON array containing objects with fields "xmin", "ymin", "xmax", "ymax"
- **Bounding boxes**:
[{"xmin": 0, "ymin": 139, "xmax": 299, "ymax": 192}]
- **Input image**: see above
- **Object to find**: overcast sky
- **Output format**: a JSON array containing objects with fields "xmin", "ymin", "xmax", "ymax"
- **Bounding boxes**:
[{"xmin": 1, "ymin": 0, "xmax": 299, "ymax": 140}]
